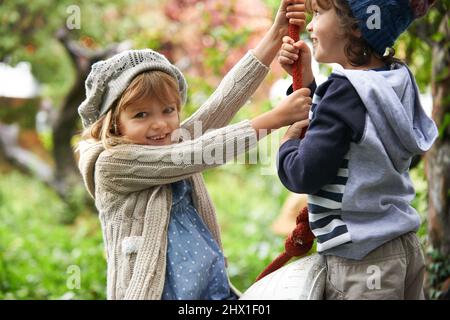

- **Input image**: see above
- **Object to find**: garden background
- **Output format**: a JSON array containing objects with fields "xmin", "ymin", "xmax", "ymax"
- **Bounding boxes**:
[{"xmin": 0, "ymin": 0, "xmax": 449, "ymax": 300}]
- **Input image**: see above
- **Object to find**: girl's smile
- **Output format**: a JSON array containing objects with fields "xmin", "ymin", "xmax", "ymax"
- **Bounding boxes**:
[{"xmin": 118, "ymin": 95, "xmax": 180, "ymax": 146}]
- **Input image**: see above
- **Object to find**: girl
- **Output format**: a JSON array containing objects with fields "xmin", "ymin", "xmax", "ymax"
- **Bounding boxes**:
[
  {"xmin": 77, "ymin": 0, "xmax": 311, "ymax": 300},
  {"xmin": 277, "ymin": 0, "xmax": 437, "ymax": 299}
]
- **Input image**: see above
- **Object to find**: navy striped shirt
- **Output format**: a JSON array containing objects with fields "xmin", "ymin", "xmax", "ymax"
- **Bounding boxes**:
[{"xmin": 278, "ymin": 74, "xmax": 366, "ymax": 252}]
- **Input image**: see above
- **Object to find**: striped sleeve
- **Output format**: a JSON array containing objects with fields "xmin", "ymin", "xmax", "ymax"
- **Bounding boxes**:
[{"xmin": 307, "ymin": 155, "xmax": 353, "ymax": 251}]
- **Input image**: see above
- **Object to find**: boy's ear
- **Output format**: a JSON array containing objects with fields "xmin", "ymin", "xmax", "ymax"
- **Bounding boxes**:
[{"xmin": 351, "ymin": 27, "xmax": 362, "ymax": 39}]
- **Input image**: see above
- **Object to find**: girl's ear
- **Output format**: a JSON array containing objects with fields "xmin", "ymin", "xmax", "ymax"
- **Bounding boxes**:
[
  {"xmin": 112, "ymin": 105, "xmax": 122, "ymax": 135},
  {"xmin": 112, "ymin": 115, "xmax": 121, "ymax": 135}
]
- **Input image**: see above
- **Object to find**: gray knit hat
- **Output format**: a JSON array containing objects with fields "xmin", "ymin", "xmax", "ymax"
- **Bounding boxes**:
[{"xmin": 78, "ymin": 49, "xmax": 188, "ymax": 128}]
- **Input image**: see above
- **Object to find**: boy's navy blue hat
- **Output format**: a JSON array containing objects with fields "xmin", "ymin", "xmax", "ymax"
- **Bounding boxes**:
[{"xmin": 346, "ymin": 0, "xmax": 435, "ymax": 55}]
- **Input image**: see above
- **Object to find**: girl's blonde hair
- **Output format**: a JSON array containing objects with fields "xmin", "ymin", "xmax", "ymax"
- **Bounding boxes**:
[
  {"xmin": 79, "ymin": 70, "xmax": 181, "ymax": 149},
  {"xmin": 306, "ymin": 0, "xmax": 402, "ymax": 67}
]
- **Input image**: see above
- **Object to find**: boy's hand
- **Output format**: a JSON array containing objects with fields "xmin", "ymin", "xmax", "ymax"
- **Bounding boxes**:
[
  {"xmin": 273, "ymin": 0, "xmax": 307, "ymax": 37},
  {"xmin": 281, "ymin": 119, "xmax": 310, "ymax": 145},
  {"xmin": 279, "ymin": 37, "xmax": 314, "ymax": 87}
]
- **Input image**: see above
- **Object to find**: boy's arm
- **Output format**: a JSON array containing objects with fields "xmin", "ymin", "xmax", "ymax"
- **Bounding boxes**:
[{"xmin": 277, "ymin": 77, "xmax": 365, "ymax": 194}]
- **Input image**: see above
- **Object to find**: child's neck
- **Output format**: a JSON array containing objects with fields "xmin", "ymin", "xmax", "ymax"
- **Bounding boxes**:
[{"xmin": 341, "ymin": 56, "xmax": 386, "ymax": 71}]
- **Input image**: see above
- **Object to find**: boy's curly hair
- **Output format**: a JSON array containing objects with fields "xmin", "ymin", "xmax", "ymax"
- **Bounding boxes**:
[{"xmin": 305, "ymin": 0, "xmax": 402, "ymax": 67}]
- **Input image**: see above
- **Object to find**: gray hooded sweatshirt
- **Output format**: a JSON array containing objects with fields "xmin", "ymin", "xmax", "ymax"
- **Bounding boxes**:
[{"xmin": 278, "ymin": 63, "xmax": 438, "ymax": 259}]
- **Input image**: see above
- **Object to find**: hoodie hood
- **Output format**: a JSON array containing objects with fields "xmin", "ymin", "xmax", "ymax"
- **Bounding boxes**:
[
  {"xmin": 77, "ymin": 141, "xmax": 105, "ymax": 198},
  {"xmin": 335, "ymin": 64, "xmax": 438, "ymax": 173}
]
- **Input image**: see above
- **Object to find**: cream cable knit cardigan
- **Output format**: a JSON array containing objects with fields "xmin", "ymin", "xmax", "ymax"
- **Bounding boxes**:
[{"xmin": 78, "ymin": 51, "xmax": 269, "ymax": 300}]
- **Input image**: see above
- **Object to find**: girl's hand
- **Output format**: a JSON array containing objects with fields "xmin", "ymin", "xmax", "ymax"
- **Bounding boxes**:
[
  {"xmin": 273, "ymin": 0, "xmax": 307, "ymax": 37},
  {"xmin": 281, "ymin": 119, "xmax": 310, "ymax": 145},
  {"xmin": 273, "ymin": 88, "xmax": 311, "ymax": 127},
  {"xmin": 250, "ymin": 88, "xmax": 311, "ymax": 139},
  {"xmin": 252, "ymin": 0, "xmax": 306, "ymax": 68},
  {"xmin": 279, "ymin": 37, "xmax": 314, "ymax": 87}
]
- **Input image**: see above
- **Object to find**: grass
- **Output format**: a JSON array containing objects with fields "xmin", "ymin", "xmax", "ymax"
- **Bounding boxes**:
[{"xmin": 0, "ymin": 170, "xmax": 106, "ymax": 300}]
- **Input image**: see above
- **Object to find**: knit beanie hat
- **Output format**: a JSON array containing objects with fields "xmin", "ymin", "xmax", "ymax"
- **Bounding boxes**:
[
  {"xmin": 346, "ymin": 0, "xmax": 435, "ymax": 55},
  {"xmin": 78, "ymin": 49, "xmax": 188, "ymax": 128}
]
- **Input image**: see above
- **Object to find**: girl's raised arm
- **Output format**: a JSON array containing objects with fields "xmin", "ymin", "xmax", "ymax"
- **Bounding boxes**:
[
  {"xmin": 181, "ymin": 0, "xmax": 306, "ymax": 135},
  {"xmin": 80, "ymin": 120, "xmax": 257, "ymax": 194},
  {"xmin": 180, "ymin": 51, "xmax": 269, "ymax": 135}
]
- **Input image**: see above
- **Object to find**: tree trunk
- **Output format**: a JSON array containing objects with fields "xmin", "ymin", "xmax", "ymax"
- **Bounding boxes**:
[
  {"xmin": 424, "ymin": 9, "xmax": 450, "ymax": 299},
  {"xmin": 51, "ymin": 28, "xmax": 130, "ymax": 198},
  {"xmin": 51, "ymin": 69, "xmax": 89, "ymax": 196},
  {"xmin": 0, "ymin": 123, "xmax": 54, "ymax": 185}
]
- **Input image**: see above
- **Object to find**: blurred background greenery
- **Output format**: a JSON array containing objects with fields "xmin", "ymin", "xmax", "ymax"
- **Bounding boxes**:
[{"xmin": 0, "ymin": 0, "xmax": 449, "ymax": 299}]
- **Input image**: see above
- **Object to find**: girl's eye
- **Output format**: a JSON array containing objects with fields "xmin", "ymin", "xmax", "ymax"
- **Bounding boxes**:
[
  {"xmin": 134, "ymin": 112, "xmax": 147, "ymax": 119},
  {"xmin": 164, "ymin": 106, "xmax": 175, "ymax": 114}
]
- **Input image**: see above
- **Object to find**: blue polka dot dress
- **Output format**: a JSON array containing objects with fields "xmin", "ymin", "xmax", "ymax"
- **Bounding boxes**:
[{"xmin": 162, "ymin": 179, "xmax": 237, "ymax": 300}]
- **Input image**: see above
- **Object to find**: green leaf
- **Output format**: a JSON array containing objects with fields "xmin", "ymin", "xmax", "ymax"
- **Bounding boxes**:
[{"xmin": 439, "ymin": 114, "xmax": 450, "ymax": 138}]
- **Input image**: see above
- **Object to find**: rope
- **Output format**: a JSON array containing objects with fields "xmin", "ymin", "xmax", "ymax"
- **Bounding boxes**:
[
  {"xmin": 256, "ymin": 207, "xmax": 314, "ymax": 281},
  {"xmin": 255, "ymin": 23, "xmax": 314, "ymax": 282},
  {"xmin": 289, "ymin": 24, "xmax": 302, "ymax": 92}
]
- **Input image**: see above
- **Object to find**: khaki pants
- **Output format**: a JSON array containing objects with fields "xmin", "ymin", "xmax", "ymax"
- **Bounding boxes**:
[{"xmin": 325, "ymin": 232, "xmax": 425, "ymax": 300}]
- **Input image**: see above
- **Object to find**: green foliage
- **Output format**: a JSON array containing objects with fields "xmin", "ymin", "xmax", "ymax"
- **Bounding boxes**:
[
  {"xmin": 0, "ymin": 98, "xmax": 39, "ymax": 129},
  {"xmin": 262, "ymin": 0, "xmax": 281, "ymax": 15},
  {"xmin": 426, "ymin": 246, "xmax": 450, "ymax": 300},
  {"xmin": 404, "ymin": 2, "xmax": 450, "ymax": 144},
  {"xmin": 204, "ymin": 164, "xmax": 287, "ymax": 291},
  {"xmin": 397, "ymin": 31, "xmax": 432, "ymax": 92},
  {"xmin": 410, "ymin": 163, "xmax": 450, "ymax": 300},
  {"xmin": 1, "ymin": 0, "xmax": 136, "ymax": 105},
  {"xmin": 0, "ymin": 171, "xmax": 106, "ymax": 299},
  {"xmin": 439, "ymin": 114, "xmax": 450, "ymax": 139},
  {"xmin": 410, "ymin": 162, "xmax": 429, "ymax": 240}
]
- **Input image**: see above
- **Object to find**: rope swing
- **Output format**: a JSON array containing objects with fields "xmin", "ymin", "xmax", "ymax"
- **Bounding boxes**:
[{"xmin": 256, "ymin": 22, "xmax": 314, "ymax": 281}]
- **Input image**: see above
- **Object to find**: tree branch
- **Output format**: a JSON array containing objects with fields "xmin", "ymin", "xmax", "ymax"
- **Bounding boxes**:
[{"xmin": 0, "ymin": 122, "xmax": 55, "ymax": 187}]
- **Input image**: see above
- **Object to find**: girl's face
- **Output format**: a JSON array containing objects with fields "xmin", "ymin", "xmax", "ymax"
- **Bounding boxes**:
[
  {"xmin": 117, "ymin": 95, "xmax": 180, "ymax": 146},
  {"xmin": 307, "ymin": 0, "xmax": 348, "ymax": 67}
]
